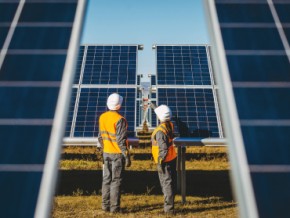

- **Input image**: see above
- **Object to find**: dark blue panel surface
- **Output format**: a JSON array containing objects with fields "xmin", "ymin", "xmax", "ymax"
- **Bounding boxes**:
[
  {"xmin": 0, "ymin": 27, "xmax": 9, "ymax": 48},
  {"xmin": 81, "ymin": 45, "xmax": 137, "ymax": 85},
  {"xmin": 19, "ymin": 2, "xmax": 77, "ymax": 22},
  {"xmin": 222, "ymin": 28, "xmax": 284, "ymax": 50},
  {"xmin": 275, "ymin": 3, "xmax": 290, "ymax": 23},
  {"xmin": 283, "ymin": 27, "xmax": 290, "ymax": 42},
  {"xmin": 151, "ymin": 75, "xmax": 156, "ymax": 86},
  {"xmin": 0, "ymin": 87, "xmax": 59, "ymax": 119},
  {"xmin": 74, "ymin": 88, "xmax": 136, "ymax": 137},
  {"xmin": 0, "ymin": 0, "xmax": 79, "ymax": 216},
  {"xmin": 0, "ymin": 126, "xmax": 51, "ymax": 164},
  {"xmin": 234, "ymin": 88, "xmax": 290, "ymax": 120},
  {"xmin": 73, "ymin": 46, "xmax": 85, "ymax": 84},
  {"xmin": 215, "ymin": 1, "xmax": 290, "ymax": 217},
  {"xmin": 251, "ymin": 172, "xmax": 290, "ymax": 218},
  {"xmin": 242, "ymin": 126, "xmax": 290, "ymax": 165},
  {"xmin": 156, "ymin": 45, "xmax": 211, "ymax": 85},
  {"xmin": 65, "ymin": 88, "xmax": 77, "ymax": 137},
  {"xmin": 0, "ymin": 54, "xmax": 66, "ymax": 81},
  {"xmin": 0, "ymin": 3, "xmax": 18, "ymax": 22},
  {"xmin": 158, "ymin": 88, "xmax": 219, "ymax": 137},
  {"xmin": 0, "ymin": 172, "xmax": 42, "ymax": 218},
  {"xmin": 216, "ymin": 3, "xmax": 274, "ymax": 23},
  {"xmin": 227, "ymin": 55, "xmax": 290, "ymax": 82},
  {"xmin": 10, "ymin": 27, "xmax": 72, "ymax": 49}
]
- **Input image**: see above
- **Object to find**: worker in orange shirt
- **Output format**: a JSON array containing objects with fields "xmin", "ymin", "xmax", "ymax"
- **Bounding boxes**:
[
  {"xmin": 98, "ymin": 93, "xmax": 131, "ymax": 213},
  {"xmin": 151, "ymin": 104, "xmax": 177, "ymax": 214}
]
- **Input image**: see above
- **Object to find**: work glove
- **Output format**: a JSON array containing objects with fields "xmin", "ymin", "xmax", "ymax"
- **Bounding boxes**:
[{"xmin": 125, "ymin": 152, "xmax": 131, "ymax": 168}]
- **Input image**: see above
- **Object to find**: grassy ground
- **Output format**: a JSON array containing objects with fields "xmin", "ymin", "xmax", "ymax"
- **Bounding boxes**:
[
  {"xmin": 53, "ymin": 195, "xmax": 237, "ymax": 218},
  {"xmin": 53, "ymin": 146, "xmax": 238, "ymax": 218}
]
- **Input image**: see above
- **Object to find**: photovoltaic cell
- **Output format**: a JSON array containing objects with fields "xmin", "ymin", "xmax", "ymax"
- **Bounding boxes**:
[
  {"xmin": 156, "ymin": 45, "xmax": 211, "ymax": 85},
  {"xmin": 158, "ymin": 88, "xmax": 219, "ymax": 137},
  {"xmin": 0, "ymin": 1, "xmax": 82, "ymax": 217},
  {"xmin": 73, "ymin": 88, "xmax": 136, "ymax": 137},
  {"xmin": 155, "ymin": 45, "xmax": 222, "ymax": 137},
  {"xmin": 80, "ymin": 45, "xmax": 137, "ymax": 85},
  {"xmin": 65, "ymin": 88, "xmax": 78, "ymax": 137},
  {"xmin": 214, "ymin": 1, "xmax": 290, "ymax": 217},
  {"xmin": 150, "ymin": 75, "xmax": 156, "ymax": 86},
  {"xmin": 66, "ymin": 45, "xmax": 139, "ymax": 138},
  {"xmin": 73, "ymin": 46, "xmax": 85, "ymax": 84}
]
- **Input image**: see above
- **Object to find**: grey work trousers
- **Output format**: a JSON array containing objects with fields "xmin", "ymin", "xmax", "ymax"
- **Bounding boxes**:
[
  {"xmin": 102, "ymin": 152, "xmax": 125, "ymax": 212},
  {"xmin": 157, "ymin": 158, "xmax": 177, "ymax": 213}
]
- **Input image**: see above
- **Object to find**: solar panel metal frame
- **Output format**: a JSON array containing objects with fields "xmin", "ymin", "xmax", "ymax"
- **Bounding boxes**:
[
  {"xmin": 154, "ymin": 44, "xmax": 224, "ymax": 138},
  {"xmin": 0, "ymin": 1, "xmax": 87, "ymax": 218},
  {"xmin": 203, "ymin": 1, "xmax": 290, "ymax": 218},
  {"xmin": 66, "ymin": 44, "xmax": 140, "ymax": 138}
]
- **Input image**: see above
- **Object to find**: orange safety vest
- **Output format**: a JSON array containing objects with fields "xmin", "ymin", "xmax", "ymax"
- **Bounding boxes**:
[
  {"xmin": 151, "ymin": 121, "xmax": 177, "ymax": 164},
  {"xmin": 99, "ymin": 111, "xmax": 128, "ymax": 154}
]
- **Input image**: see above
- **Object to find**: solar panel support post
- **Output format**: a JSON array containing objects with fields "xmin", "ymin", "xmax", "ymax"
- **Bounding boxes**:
[
  {"xmin": 180, "ymin": 145, "xmax": 186, "ymax": 204},
  {"xmin": 174, "ymin": 137, "xmax": 227, "ymax": 204},
  {"xmin": 176, "ymin": 144, "xmax": 186, "ymax": 204}
]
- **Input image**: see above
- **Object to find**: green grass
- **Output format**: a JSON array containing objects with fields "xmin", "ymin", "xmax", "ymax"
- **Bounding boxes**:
[{"xmin": 54, "ymin": 146, "xmax": 238, "ymax": 217}]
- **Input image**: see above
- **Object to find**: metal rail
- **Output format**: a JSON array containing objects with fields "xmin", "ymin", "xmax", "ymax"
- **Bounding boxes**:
[
  {"xmin": 173, "ymin": 137, "xmax": 227, "ymax": 204},
  {"xmin": 63, "ymin": 137, "xmax": 139, "ymax": 147}
]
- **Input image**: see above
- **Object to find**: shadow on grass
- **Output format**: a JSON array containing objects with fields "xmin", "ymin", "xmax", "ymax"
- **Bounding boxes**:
[
  {"xmin": 56, "ymin": 169, "xmax": 234, "ymax": 201},
  {"xmin": 176, "ymin": 203, "xmax": 237, "ymax": 214},
  {"xmin": 122, "ymin": 202, "xmax": 163, "ymax": 213}
]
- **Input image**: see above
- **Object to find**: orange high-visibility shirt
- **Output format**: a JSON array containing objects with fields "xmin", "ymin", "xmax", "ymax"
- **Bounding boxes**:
[
  {"xmin": 151, "ymin": 121, "xmax": 177, "ymax": 163},
  {"xmin": 99, "ymin": 111, "xmax": 128, "ymax": 154}
]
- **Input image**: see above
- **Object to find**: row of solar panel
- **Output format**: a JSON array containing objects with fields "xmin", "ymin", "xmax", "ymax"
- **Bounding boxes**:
[
  {"xmin": 212, "ymin": 1, "xmax": 290, "ymax": 217},
  {"xmin": 66, "ymin": 44, "xmax": 222, "ymax": 139},
  {"xmin": 0, "ymin": 1, "xmax": 81, "ymax": 217}
]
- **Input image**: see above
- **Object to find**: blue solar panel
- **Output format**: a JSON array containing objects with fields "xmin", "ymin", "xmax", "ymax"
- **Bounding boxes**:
[
  {"xmin": 155, "ymin": 45, "xmax": 222, "ymax": 137},
  {"xmin": 80, "ymin": 45, "xmax": 137, "ymax": 85},
  {"xmin": 73, "ymin": 46, "xmax": 85, "ymax": 84},
  {"xmin": 65, "ymin": 88, "xmax": 78, "ymax": 137},
  {"xmin": 73, "ymin": 88, "xmax": 136, "ymax": 137},
  {"xmin": 158, "ymin": 88, "xmax": 220, "ymax": 137},
  {"xmin": 214, "ymin": 1, "xmax": 290, "ymax": 217},
  {"xmin": 156, "ymin": 45, "xmax": 211, "ymax": 85},
  {"xmin": 66, "ymin": 45, "xmax": 140, "ymax": 138},
  {"xmin": 0, "ymin": 1, "xmax": 83, "ymax": 217},
  {"xmin": 151, "ymin": 75, "xmax": 156, "ymax": 86}
]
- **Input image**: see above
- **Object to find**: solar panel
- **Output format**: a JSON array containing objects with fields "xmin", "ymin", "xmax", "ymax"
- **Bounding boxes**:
[
  {"xmin": 73, "ymin": 88, "xmax": 136, "ymax": 137},
  {"xmin": 66, "ymin": 45, "xmax": 139, "ymax": 138},
  {"xmin": 154, "ymin": 45, "xmax": 223, "ymax": 137},
  {"xmin": 156, "ymin": 45, "xmax": 211, "ymax": 85},
  {"xmin": 206, "ymin": 1, "xmax": 290, "ymax": 217},
  {"xmin": 158, "ymin": 88, "xmax": 220, "ymax": 137},
  {"xmin": 81, "ymin": 45, "xmax": 137, "ymax": 85},
  {"xmin": 0, "ymin": 1, "xmax": 86, "ymax": 217}
]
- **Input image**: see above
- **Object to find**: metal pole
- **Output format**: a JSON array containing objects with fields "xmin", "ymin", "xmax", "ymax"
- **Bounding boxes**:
[
  {"xmin": 181, "ymin": 145, "xmax": 186, "ymax": 204},
  {"xmin": 176, "ymin": 145, "xmax": 181, "ymax": 193}
]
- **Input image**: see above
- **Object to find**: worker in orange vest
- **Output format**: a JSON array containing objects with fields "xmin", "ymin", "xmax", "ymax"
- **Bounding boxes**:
[
  {"xmin": 98, "ymin": 93, "xmax": 131, "ymax": 213},
  {"xmin": 151, "ymin": 104, "xmax": 177, "ymax": 214}
]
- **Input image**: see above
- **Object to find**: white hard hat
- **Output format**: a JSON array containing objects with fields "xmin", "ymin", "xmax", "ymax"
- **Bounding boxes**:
[
  {"xmin": 107, "ymin": 93, "xmax": 123, "ymax": 110},
  {"xmin": 154, "ymin": 105, "xmax": 172, "ymax": 122}
]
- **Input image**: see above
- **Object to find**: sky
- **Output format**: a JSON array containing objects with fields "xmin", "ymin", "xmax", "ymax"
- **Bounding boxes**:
[{"xmin": 81, "ymin": 0, "xmax": 209, "ymax": 78}]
